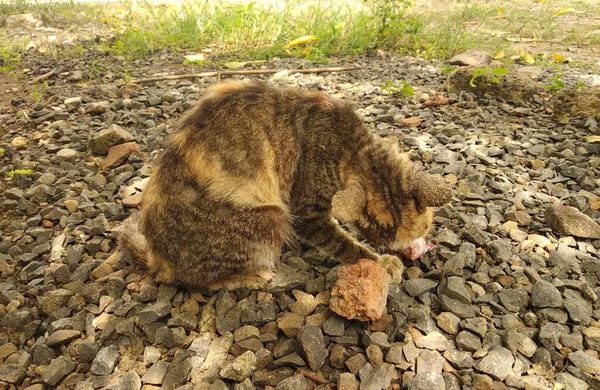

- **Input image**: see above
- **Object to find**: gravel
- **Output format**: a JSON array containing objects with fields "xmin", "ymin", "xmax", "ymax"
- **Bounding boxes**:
[{"xmin": 1, "ymin": 48, "xmax": 600, "ymax": 389}]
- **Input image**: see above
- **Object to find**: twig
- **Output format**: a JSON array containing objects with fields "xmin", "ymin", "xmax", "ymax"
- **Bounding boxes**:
[
  {"xmin": 297, "ymin": 368, "xmax": 329, "ymax": 385},
  {"xmin": 127, "ymin": 66, "xmax": 361, "ymax": 84},
  {"xmin": 28, "ymin": 67, "xmax": 66, "ymax": 85}
]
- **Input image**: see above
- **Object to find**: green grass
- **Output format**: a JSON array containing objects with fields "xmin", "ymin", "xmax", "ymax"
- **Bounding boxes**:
[{"xmin": 0, "ymin": 0, "xmax": 599, "ymax": 66}]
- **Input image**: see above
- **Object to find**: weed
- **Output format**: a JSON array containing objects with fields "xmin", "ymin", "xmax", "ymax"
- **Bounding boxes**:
[
  {"xmin": 545, "ymin": 73, "xmax": 565, "ymax": 94},
  {"xmin": 31, "ymin": 88, "xmax": 42, "ymax": 102},
  {"xmin": 440, "ymin": 64, "xmax": 457, "ymax": 75},
  {"xmin": 575, "ymin": 80, "xmax": 586, "ymax": 91},
  {"xmin": 0, "ymin": 42, "xmax": 23, "ymax": 72},
  {"xmin": 8, "ymin": 169, "xmax": 34, "ymax": 178},
  {"xmin": 469, "ymin": 67, "xmax": 508, "ymax": 87},
  {"xmin": 0, "ymin": 148, "xmax": 4, "ymax": 158},
  {"xmin": 382, "ymin": 79, "xmax": 414, "ymax": 96}
]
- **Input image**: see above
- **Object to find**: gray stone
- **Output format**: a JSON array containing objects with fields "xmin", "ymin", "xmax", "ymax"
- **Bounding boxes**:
[
  {"xmin": 487, "ymin": 239, "xmax": 513, "ymax": 263},
  {"xmin": 89, "ymin": 124, "xmax": 135, "ymax": 154},
  {"xmin": 531, "ymin": 280, "xmax": 563, "ymax": 308},
  {"xmin": 443, "ymin": 349, "xmax": 474, "ymax": 369},
  {"xmin": 359, "ymin": 363, "xmax": 393, "ymax": 390},
  {"xmin": 556, "ymin": 372, "xmax": 589, "ymax": 390},
  {"xmin": 254, "ymin": 348, "xmax": 273, "ymax": 371},
  {"xmin": 475, "ymin": 347, "xmax": 514, "ymax": 380},
  {"xmin": 504, "ymin": 330, "xmax": 537, "ymax": 357},
  {"xmin": 38, "ymin": 288, "xmax": 73, "ymax": 316},
  {"xmin": 33, "ymin": 343, "xmax": 56, "ymax": 365},
  {"xmin": 109, "ymin": 372, "xmax": 142, "ymax": 390},
  {"xmin": 233, "ymin": 325, "xmax": 260, "ymax": 342},
  {"xmin": 545, "ymin": 204, "xmax": 600, "ymax": 239},
  {"xmin": 269, "ymin": 263, "xmax": 307, "ymax": 292},
  {"xmin": 233, "ymin": 378, "xmax": 256, "ymax": 390},
  {"xmin": 297, "ymin": 325, "xmax": 327, "ymax": 371},
  {"xmin": 46, "ymin": 329, "xmax": 81, "ymax": 347},
  {"xmin": 455, "ymin": 331, "xmax": 482, "ymax": 352},
  {"xmin": 272, "ymin": 352, "xmax": 305, "ymax": 368},
  {"xmin": 0, "ymin": 361, "xmax": 28, "ymax": 384},
  {"xmin": 460, "ymin": 317, "xmax": 487, "ymax": 338},
  {"xmin": 569, "ymin": 350, "xmax": 600, "ymax": 375},
  {"xmin": 385, "ymin": 344, "xmax": 404, "ymax": 364},
  {"xmin": 345, "ymin": 353, "xmax": 367, "ymax": 375},
  {"xmin": 91, "ymin": 345, "xmax": 119, "ymax": 375},
  {"xmin": 414, "ymin": 331, "xmax": 450, "ymax": 351},
  {"xmin": 201, "ymin": 332, "xmax": 233, "ymax": 372},
  {"xmin": 417, "ymin": 350, "xmax": 445, "ymax": 374},
  {"xmin": 366, "ymin": 345, "xmax": 383, "ymax": 366},
  {"xmin": 155, "ymin": 325, "xmax": 186, "ymax": 348},
  {"xmin": 404, "ymin": 278, "xmax": 438, "ymax": 297},
  {"xmin": 564, "ymin": 290, "xmax": 593, "ymax": 325},
  {"xmin": 438, "ymin": 276, "xmax": 472, "ymax": 304},
  {"xmin": 323, "ymin": 314, "xmax": 345, "ymax": 336},
  {"xmin": 448, "ymin": 49, "xmax": 492, "ymax": 67},
  {"xmin": 338, "ymin": 372, "xmax": 360, "ymax": 390},
  {"xmin": 407, "ymin": 372, "xmax": 446, "ymax": 390},
  {"xmin": 220, "ymin": 351, "xmax": 256, "ymax": 382},
  {"xmin": 498, "ymin": 288, "xmax": 529, "ymax": 312},
  {"xmin": 167, "ymin": 312, "xmax": 198, "ymax": 331},
  {"xmin": 276, "ymin": 373, "xmax": 308, "ymax": 390},
  {"xmin": 139, "ymin": 301, "xmax": 172, "ymax": 325},
  {"xmin": 142, "ymin": 360, "xmax": 169, "ymax": 385},
  {"xmin": 539, "ymin": 323, "xmax": 564, "ymax": 349},
  {"xmin": 42, "ymin": 356, "xmax": 76, "ymax": 386},
  {"xmin": 163, "ymin": 351, "xmax": 192, "ymax": 389},
  {"xmin": 439, "ymin": 295, "xmax": 476, "ymax": 318},
  {"xmin": 437, "ymin": 312, "xmax": 460, "ymax": 335}
]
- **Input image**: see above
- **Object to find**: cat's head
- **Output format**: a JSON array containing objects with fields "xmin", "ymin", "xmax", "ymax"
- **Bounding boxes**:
[{"xmin": 332, "ymin": 138, "xmax": 452, "ymax": 258}]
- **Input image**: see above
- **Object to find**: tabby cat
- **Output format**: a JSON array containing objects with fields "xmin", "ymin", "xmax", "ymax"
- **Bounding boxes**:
[{"xmin": 114, "ymin": 81, "xmax": 452, "ymax": 290}]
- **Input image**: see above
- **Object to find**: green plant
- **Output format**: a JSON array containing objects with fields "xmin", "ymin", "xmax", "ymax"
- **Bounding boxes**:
[
  {"xmin": 0, "ymin": 44, "xmax": 22, "ymax": 72},
  {"xmin": 0, "ymin": 148, "xmax": 5, "ymax": 158},
  {"xmin": 440, "ymin": 64, "xmax": 457, "ymax": 75},
  {"xmin": 575, "ymin": 80, "xmax": 586, "ymax": 91},
  {"xmin": 469, "ymin": 67, "xmax": 508, "ymax": 87},
  {"xmin": 545, "ymin": 73, "xmax": 565, "ymax": 94},
  {"xmin": 8, "ymin": 169, "xmax": 34, "ymax": 178},
  {"xmin": 382, "ymin": 79, "xmax": 414, "ymax": 96}
]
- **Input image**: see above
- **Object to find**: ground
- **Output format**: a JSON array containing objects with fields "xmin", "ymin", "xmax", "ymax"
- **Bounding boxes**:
[{"xmin": 1, "ymin": 1, "xmax": 600, "ymax": 390}]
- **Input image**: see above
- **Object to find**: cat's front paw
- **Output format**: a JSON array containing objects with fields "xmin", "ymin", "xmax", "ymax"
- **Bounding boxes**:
[{"xmin": 376, "ymin": 254, "xmax": 404, "ymax": 283}]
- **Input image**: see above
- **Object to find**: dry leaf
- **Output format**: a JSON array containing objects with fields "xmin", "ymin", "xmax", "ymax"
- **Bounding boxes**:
[
  {"xmin": 223, "ymin": 61, "xmax": 247, "ymax": 69},
  {"xmin": 493, "ymin": 50, "xmax": 505, "ymax": 60},
  {"xmin": 520, "ymin": 51, "xmax": 535, "ymax": 64},
  {"xmin": 552, "ymin": 53, "xmax": 571, "ymax": 63},
  {"xmin": 423, "ymin": 95, "xmax": 449, "ymax": 107},
  {"xmin": 184, "ymin": 54, "xmax": 205, "ymax": 63},
  {"xmin": 553, "ymin": 7, "xmax": 581, "ymax": 15},
  {"xmin": 285, "ymin": 35, "xmax": 319, "ymax": 48},
  {"xmin": 591, "ymin": 201, "xmax": 600, "ymax": 211},
  {"xmin": 402, "ymin": 117, "xmax": 423, "ymax": 127}
]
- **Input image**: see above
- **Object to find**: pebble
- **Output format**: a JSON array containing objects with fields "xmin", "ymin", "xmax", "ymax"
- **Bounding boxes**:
[{"xmin": 296, "ymin": 325, "xmax": 327, "ymax": 371}]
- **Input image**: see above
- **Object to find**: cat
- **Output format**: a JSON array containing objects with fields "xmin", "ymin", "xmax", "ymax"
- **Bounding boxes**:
[{"xmin": 113, "ymin": 80, "xmax": 452, "ymax": 290}]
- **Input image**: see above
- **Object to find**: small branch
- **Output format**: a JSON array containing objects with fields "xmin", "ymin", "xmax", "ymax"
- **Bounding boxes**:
[
  {"xmin": 127, "ymin": 66, "xmax": 361, "ymax": 84},
  {"xmin": 297, "ymin": 368, "xmax": 329, "ymax": 385},
  {"xmin": 28, "ymin": 67, "xmax": 66, "ymax": 85}
]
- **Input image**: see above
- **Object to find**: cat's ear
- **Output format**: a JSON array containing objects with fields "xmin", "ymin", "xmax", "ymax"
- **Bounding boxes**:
[
  {"xmin": 411, "ymin": 170, "xmax": 452, "ymax": 207},
  {"xmin": 332, "ymin": 183, "xmax": 366, "ymax": 223}
]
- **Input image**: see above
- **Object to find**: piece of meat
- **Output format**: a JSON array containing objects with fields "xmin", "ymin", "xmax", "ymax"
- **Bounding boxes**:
[{"xmin": 401, "ymin": 237, "xmax": 437, "ymax": 260}]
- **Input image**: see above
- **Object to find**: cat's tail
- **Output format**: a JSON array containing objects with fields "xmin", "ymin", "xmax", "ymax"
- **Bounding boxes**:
[{"xmin": 112, "ymin": 211, "xmax": 149, "ymax": 264}]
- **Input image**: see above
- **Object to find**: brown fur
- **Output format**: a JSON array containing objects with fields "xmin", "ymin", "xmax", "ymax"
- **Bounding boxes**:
[{"xmin": 115, "ymin": 81, "xmax": 452, "ymax": 290}]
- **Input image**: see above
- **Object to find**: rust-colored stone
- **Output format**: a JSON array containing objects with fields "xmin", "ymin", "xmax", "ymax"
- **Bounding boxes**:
[
  {"xmin": 102, "ymin": 142, "xmax": 139, "ymax": 170},
  {"xmin": 330, "ymin": 259, "xmax": 390, "ymax": 322}
]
